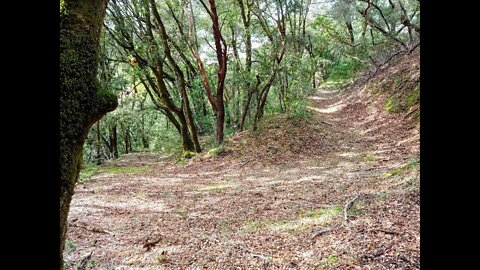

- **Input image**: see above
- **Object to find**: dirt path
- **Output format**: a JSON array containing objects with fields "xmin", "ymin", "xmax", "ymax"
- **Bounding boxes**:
[{"xmin": 65, "ymin": 87, "xmax": 420, "ymax": 270}]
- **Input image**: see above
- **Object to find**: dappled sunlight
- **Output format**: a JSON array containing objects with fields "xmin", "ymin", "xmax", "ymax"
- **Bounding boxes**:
[
  {"xmin": 267, "ymin": 206, "xmax": 342, "ymax": 233},
  {"xmin": 307, "ymin": 103, "xmax": 346, "ymax": 114},
  {"xmin": 70, "ymin": 195, "xmax": 168, "ymax": 214},
  {"xmin": 337, "ymin": 152, "xmax": 360, "ymax": 158},
  {"xmin": 198, "ymin": 181, "xmax": 239, "ymax": 192}
]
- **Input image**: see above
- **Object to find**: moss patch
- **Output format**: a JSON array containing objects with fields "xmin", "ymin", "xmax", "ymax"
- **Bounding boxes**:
[{"xmin": 384, "ymin": 96, "xmax": 400, "ymax": 113}]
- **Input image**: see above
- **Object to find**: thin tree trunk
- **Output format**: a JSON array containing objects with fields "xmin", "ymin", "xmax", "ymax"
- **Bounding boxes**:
[
  {"xmin": 141, "ymin": 114, "xmax": 149, "ymax": 149},
  {"xmin": 346, "ymin": 21, "xmax": 355, "ymax": 44},
  {"xmin": 124, "ymin": 126, "xmax": 130, "ymax": 154},
  {"xmin": 110, "ymin": 124, "xmax": 119, "ymax": 159},
  {"xmin": 239, "ymin": 74, "xmax": 260, "ymax": 130},
  {"xmin": 95, "ymin": 121, "xmax": 102, "ymax": 165},
  {"xmin": 198, "ymin": 0, "xmax": 228, "ymax": 144}
]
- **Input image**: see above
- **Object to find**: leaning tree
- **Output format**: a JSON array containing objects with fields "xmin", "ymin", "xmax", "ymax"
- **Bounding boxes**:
[{"xmin": 60, "ymin": 0, "xmax": 117, "ymax": 268}]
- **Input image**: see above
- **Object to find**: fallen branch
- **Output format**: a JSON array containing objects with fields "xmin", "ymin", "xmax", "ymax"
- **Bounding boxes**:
[
  {"xmin": 239, "ymin": 160, "xmax": 251, "ymax": 168},
  {"xmin": 143, "ymin": 237, "xmax": 162, "ymax": 251},
  {"xmin": 73, "ymin": 224, "xmax": 113, "ymax": 235},
  {"xmin": 403, "ymin": 106, "xmax": 419, "ymax": 119},
  {"xmin": 311, "ymin": 227, "xmax": 332, "ymax": 239},
  {"xmin": 375, "ymin": 229, "xmax": 400, "ymax": 235},
  {"xmin": 344, "ymin": 195, "xmax": 360, "ymax": 222},
  {"xmin": 366, "ymin": 49, "xmax": 408, "ymax": 82},
  {"xmin": 235, "ymin": 245, "xmax": 272, "ymax": 261},
  {"xmin": 408, "ymin": 42, "xmax": 420, "ymax": 54},
  {"xmin": 372, "ymin": 243, "xmax": 393, "ymax": 257},
  {"xmin": 320, "ymin": 121, "xmax": 333, "ymax": 126}
]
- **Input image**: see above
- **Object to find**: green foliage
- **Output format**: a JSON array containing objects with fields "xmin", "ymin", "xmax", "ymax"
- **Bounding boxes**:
[
  {"xmin": 406, "ymin": 85, "xmax": 420, "ymax": 107},
  {"xmin": 327, "ymin": 58, "xmax": 364, "ymax": 81},
  {"xmin": 384, "ymin": 97, "xmax": 396, "ymax": 112},
  {"xmin": 85, "ymin": 0, "xmax": 420, "ymax": 164},
  {"xmin": 286, "ymin": 97, "xmax": 311, "ymax": 120},
  {"xmin": 88, "ymin": 259, "xmax": 97, "ymax": 268},
  {"xmin": 325, "ymin": 255, "xmax": 339, "ymax": 266},
  {"xmin": 65, "ymin": 239, "xmax": 76, "ymax": 253}
]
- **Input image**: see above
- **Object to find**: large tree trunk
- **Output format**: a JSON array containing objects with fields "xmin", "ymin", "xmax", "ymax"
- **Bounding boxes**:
[{"xmin": 60, "ymin": 1, "xmax": 117, "ymax": 269}]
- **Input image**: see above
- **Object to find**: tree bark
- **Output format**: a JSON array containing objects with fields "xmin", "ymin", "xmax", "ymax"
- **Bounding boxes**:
[
  {"xmin": 149, "ymin": 0, "xmax": 202, "ymax": 152},
  {"xmin": 110, "ymin": 124, "xmax": 119, "ymax": 159},
  {"xmin": 60, "ymin": 1, "xmax": 117, "ymax": 269},
  {"xmin": 198, "ymin": 0, "xmax": 228, "ymax": 144},
  {"xmin": 346, "ymin": 21, "xmax": 355, "ymax": 44},
  {"xmin": 124, "ymin": 126, "xmax": 130, "ymax": 154},
  {"xmin": 95, "ymin": 121, "xmax": 102, "ymax": 165},
  {"xmin": 239, "ymin": 74, "xmax": 260, "ymax": 130}
]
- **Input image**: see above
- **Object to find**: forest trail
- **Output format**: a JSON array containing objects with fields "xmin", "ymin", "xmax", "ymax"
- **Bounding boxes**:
[{"xmin": 66, "ymin": 85, "xmax": 420, "ymax": 269}]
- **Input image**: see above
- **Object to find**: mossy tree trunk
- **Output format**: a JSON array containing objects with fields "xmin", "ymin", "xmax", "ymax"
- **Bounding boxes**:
[{"xmin": 60, "ymin": 0, "xmax": 117, "ymax": 269}]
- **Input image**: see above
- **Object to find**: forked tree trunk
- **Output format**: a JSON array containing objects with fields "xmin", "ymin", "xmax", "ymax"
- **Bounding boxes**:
[{"xmin": 60, "ymin": 1, "xmax": 117, "ymax": 269}]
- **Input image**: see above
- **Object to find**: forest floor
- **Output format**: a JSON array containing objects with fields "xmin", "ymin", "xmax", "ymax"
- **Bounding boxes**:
[{"xmin": 65, "ymin": 76, "xmax": 420, "ymax": 269}]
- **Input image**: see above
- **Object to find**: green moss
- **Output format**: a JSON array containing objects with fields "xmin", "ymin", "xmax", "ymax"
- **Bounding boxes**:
[
  {"xmin": 206, "ymin": 145, "xmax": 225, "ymax": 157},
  {"xmin": 182, "ymin": 150, "xmax": 196, "ymax": 158}
]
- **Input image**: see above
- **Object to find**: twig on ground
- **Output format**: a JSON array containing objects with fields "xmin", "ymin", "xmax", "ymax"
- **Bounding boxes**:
[
  {"xmin": 372, "ymin": 243, "xmax": 394, "ymax": 257},
  {"xmin": 235, "ymin": 245, "xmax": 272, "ymax": 262},
  {"xmin": 344, "ymin": 195, "xmax": 360, "ymax": 222},
  {"xmin": 375, "ymin": 229, "xmax": 400, "ymax": 235},
  {"xmin": 311, "ymin": 227, "xmax": 333, "ymax": 239},
  {"xmin": 76, "ymin": 251, "xmax": 93, "ymax": 270},
  {"xmin": 403, "ymin": 106, "xmax": 419, "ymax": 119},
  {"xmin": 73, "ymin": 223, "xmax": 113, "ymax": 235},
  {"xmin": 143, "ymin": 237, "xmax": 162, "ymax": 251},
  {"xmin": 239, "ymin": 160, "xmax": 251, "ymax": 168}
]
